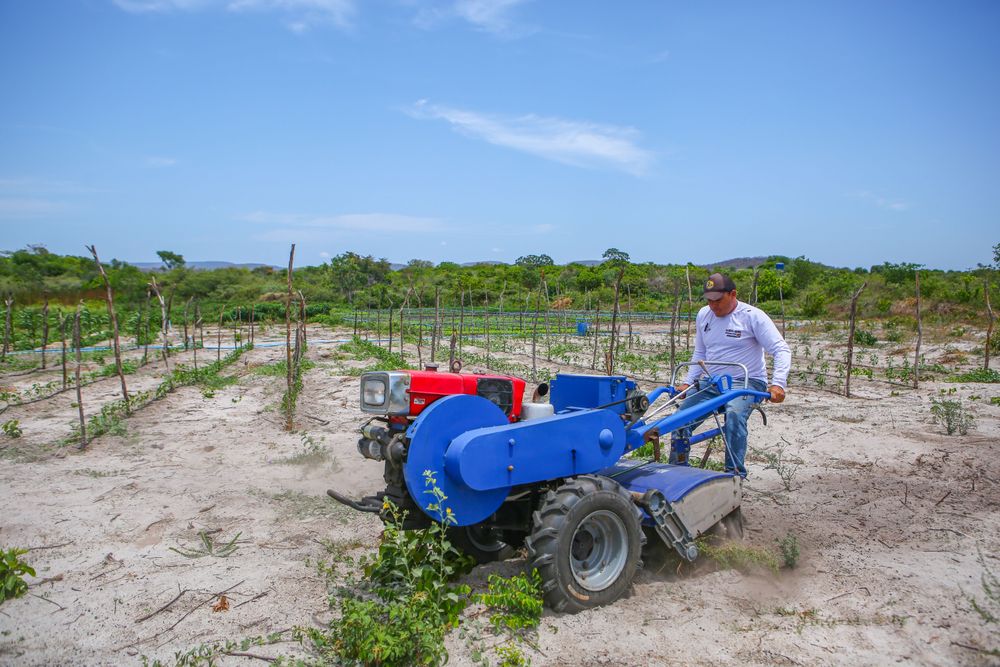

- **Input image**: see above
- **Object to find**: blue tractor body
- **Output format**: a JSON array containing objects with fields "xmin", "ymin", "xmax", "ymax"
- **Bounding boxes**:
[{"xmin": 333, "ymin": 368, "xmax": 769, "ymax": 613}]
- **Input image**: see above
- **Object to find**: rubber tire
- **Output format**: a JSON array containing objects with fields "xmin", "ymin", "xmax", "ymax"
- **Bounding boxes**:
[
  {"xmin": 526, "ymin": 475, "xmax": 645, "ymax": 613},
  {"xmin": 447, "ymin": 524, "xmax": 515, "ymax": 564}
]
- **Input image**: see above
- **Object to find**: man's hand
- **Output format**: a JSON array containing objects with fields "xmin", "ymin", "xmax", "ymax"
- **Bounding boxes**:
[
  {"xmin": 768, "ymin": 385, "xmax": 786, "ymax": 403},
  {"xmin": 675, "ymin": 383, "xmax": 690, "ymax": 396}
]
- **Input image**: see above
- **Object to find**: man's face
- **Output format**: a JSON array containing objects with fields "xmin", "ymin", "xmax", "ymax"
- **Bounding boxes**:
[{"xmin": 707, "ymin": 290, "xmax": 738, "ymax": 317}]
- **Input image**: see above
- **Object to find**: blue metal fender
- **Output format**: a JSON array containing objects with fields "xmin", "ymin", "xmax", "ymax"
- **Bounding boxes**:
[
  {"xmin": 404, "ymin": 394, "xmax": 511, "ymax": 526},
  {"xmin": 445, "ymin": 408, "xmax": 627, "ymax": 491}
]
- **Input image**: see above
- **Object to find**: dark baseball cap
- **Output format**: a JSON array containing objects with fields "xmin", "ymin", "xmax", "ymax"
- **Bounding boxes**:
[{"xmin": 703, "ymin": 273, "xmax": 736, "ymax": 301}]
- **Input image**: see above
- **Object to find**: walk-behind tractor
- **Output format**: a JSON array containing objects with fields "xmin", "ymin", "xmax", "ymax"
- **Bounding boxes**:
[{"xmin": 328, "ymin": 362, "xmax": 770, "ymax": 613}]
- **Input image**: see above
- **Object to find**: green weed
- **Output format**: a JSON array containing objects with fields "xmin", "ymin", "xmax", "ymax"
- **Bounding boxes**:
[
  {"xmin": 2, "ymin": 419, "xmax": 22, "ymax": 438},
  {"xmin": 1, "ymin": 547, "xmax": 35, "ymax": 604},
  {"xmin": 949, "ymin": 368, "xmax": 1000, "ymax": 383},
  {"xmin": 777, "ymin": 534, "xmax": 800, "ymax": 568},
  {"xmin": 169, "ymin": 530, "xmax": 241, "ymax": 559},
  {"xmin": 699, "ymin": 540, "xmax": 780, "ymax": 574},
  {"xmin": 930, "ymin": 398, "xmax": 975, "ymax": 435},
  {"xmin": 477, "ymin": 570, "xmax": 544, "ymax": 634}
]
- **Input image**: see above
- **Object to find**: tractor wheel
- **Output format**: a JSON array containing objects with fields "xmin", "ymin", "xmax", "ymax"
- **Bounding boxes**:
[
  {"xmin": 447, "ymin": 524, "xmax": 515, "ymax": 564},
  {"xmin": 527, "ymin": 475, "xmax": 645, "ymax": 613}
]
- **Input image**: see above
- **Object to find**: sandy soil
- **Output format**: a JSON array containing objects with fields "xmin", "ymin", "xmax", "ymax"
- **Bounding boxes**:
[{"xmin": 1, "ymin": 323, "xmax": 998, "ymax": 666}]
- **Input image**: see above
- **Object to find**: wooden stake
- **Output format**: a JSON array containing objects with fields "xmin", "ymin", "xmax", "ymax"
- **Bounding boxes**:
[
  {"xmin": 845, "ymin": 282, "xmax": 868, "ymax": 398},
  {"xmin": 913, "ymin": 270, "xmax": 922, "ymax": 389},
  {"xmin": 193, "ymin": 302, "xmax": 201, "ymax": 370},
  {"xmin": 2, "ymin": 294, "xmax": 12, "ymax": 358},
  {"xmin": 285, "ymin": 244, "xmax": 295, "ymax": 432},
  {"xmin": 88, "ymin": 245, "xmax": 130, "ymax": 406},
  {"xmin": 609, "ymin": 267, "xmax": 624, "ymax": 375},
  {"xmin": 592, "ymin": 301, "xmax": 601, "ymax": 370},
  {"xmin": 183, "ymin": 297, "xmax": 193, "ymax": 350},
  {"xmin": 986, "ymin": 277, "xmax": 996, "ymax": 371},
  {"xmin": 685, "ymin": 265, "xmax": 694, "ymax": 351},
  {"xmin": 149, "ymin": 276, "xmax": 170, "ymax": 372},
  {"xmin": 217, "ymin": 303, "xmax": 227, "ymax": 362},
  {"xmin": 41, "ymin": 297, "xmax": 49, "ymax": 369},
  {"xmin": 60, "ymin": 311, "xmax": 68, "ymax": 389},
  {"xmin": 74, "ymin": 302, "xmax": 87, "ymax": 450},
  {"xmin": 670, "ymin": 280, "xmax": 680, "ymax": 371},
  {"xmin": 484, "ymin": 289, "xmax": 491, "ymax": 367},
  {"xmin": 432, "ymin": 286, "xmax": 440, "ymax": 363}
]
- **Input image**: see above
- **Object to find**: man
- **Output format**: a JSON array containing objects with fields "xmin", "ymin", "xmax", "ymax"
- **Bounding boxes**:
[{"xmin": 674, "ymin": 272, "xmax": 791, "ymax": 477}]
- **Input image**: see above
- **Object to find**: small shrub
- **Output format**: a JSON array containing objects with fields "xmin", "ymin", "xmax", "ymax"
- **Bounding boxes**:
[
  {"xmin": 750, "ymin": 443, "xmax": 799, "ymax": 491},
  {"xmin": 169, "ymin": 531, "xmax": 241, "ymax": 559},
  {"xmin": 853, "ymin": 329, "xmax": 877, "ymax": 346},
  {"xmin": 778, "ymin": 534, "xmax": 799, "ymax": 568},
  {"xmin": 930, "ymin": 398, "xmax": 974, "ymax": 435},
  {"xmin": 496, "ymin": 642, "xmax": 530, "ymax": 667},
  {"xmin": 966, "ymin": 544, "xmax": 999, "ymax": 626},
  {"xmin": 1, "ymin": 547, "xmax": 35, "ymax": 603},
  {"xmin": 308, "ymin": 472, "xmax": 473, "ymax": 667},
  {"xmin": 477, "ymin": 570, "xmax": 544, "ymax": 634},
  {"xmin": 949, "ymin": 368, "xmax": 1000, "ymax": 383},
  {"xmin": 2, "ymin": 419, "xmax": 22, "ymax": 438}
]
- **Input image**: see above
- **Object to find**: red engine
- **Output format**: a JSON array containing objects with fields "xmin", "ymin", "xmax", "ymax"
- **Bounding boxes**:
[{"xmin": 359, "ymin": 366, "xmax": 527, "ymax": 421}]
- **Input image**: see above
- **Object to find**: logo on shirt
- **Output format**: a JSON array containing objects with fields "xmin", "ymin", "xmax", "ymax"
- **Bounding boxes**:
[{"xmin": 725, "ymin": 328, "xmax": 742, "ymax": 338}]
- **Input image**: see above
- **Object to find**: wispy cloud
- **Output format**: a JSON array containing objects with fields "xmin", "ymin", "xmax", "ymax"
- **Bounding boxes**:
[
  {"xmin": 853, "ymin": 190, "xmax": 910, "ymax": 212},
  {"xmin": 413, "ymin": 0, "xmax": 534, "ymax": 37},
  {"xmin": 112, "ymin": 0, "xmax": 355, "ymax": 32},
  {"xmin": 239, "ymin": 211, "xmax": 447, "ymax": 238},
  {"xmin": 0, "ymin": 198, "xmax": 65, "ymax": 219},
  {"xmin": 407, "ymin": 100, "xmax": 653, "ymax": 176},
  {"xmin": 144, "ymin": 156, "xmax": 177, "ymax": 168}
]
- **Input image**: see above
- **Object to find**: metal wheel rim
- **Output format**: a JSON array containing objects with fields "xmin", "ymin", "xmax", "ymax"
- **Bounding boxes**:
[
  {"xmin": 569, "ymin": 509, "xmax": 629, "ymax": 592},
  {"xmin": 465, "ymin": 525, "xmax": 506, "ymax": 553}
]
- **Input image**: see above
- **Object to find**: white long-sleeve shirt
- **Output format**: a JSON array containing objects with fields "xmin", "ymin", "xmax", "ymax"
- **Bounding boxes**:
[{"xmin": 683, "ymin": 301, "xmax": 792, "ymax": 389}]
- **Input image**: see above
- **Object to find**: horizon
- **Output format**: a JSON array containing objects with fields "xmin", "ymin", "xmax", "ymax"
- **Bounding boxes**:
[{"xmin": 2, "ymin": 2, "xmax": 998, "ymax": 271}]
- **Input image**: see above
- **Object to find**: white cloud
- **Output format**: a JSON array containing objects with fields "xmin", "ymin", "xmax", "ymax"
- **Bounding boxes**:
[
  {"xmin": 239, "ymin": 211, "xmax": 446, "ymax": 234},
  {"xmin": 144, "ymin": 156, "xmax": 177, "ymax": 167},
  {"xmin": 853, "ymin": 190, "xmax": 910, "ymax": 212},
  {"xmin": 319, "ymin": 250, "xmax": 330, "ymax": 258},
  {"xmin": 0, "ymin": 198, "xmax": 65, "ymax": 219},
  {"xmin": 407, "ymin": 100, "xmax": 653, "ymax": 176},
  {"xmin": 413, "ymin": 0, "xmax": 534, "ymax": 37},
  {"xmin": 112, "ymin": 0, "xmax": 355, "ymax": 31}
]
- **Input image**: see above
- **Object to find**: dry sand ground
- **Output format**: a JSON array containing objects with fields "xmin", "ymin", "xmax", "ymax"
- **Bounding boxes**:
[{"xmin": 1, "ymin": 324, "xmax": 998, "ymax": 666}]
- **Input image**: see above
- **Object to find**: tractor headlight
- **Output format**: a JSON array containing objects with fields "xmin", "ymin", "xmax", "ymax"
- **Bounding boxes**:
[
  {"xmin": 363, "ymin": 379, "xmax": 386, "ymax": 406},
  {"xmin": 359, "ymin": 371, "xmax": 410, "ymax": 415}
]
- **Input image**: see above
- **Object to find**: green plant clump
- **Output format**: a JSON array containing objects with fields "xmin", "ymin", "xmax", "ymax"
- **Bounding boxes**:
[
  {"xmin": 305, "ymin": 472, "xmax": 473, "ymax": 667},
  {"xmin": 853, "ymin": 329, "xmax": 878, "ymax": 346},
  {"xmin": 930, "ymin": 398, "xmax": 975, "ymax": 435},
  {"xmin": 477, "ymin": 570, "xmax": 544, "ymax": 634},
  {"xmin": 778, "ymin": 534, "xmax": 800, "ymax": 568},
  {"xmin": 1, "ymin": 547, "xmax": 35, "ymax": 603},
  {"xmin": 949, "ymin": 368, "xmax": 1000, "ymax": 383},
  {"xmin": 2, "ymin": 419, "xmax": 22, "ymax": 438},
  {"xmin": 700, "ymin": 540, "xmax": 780, "ymax": 574}
]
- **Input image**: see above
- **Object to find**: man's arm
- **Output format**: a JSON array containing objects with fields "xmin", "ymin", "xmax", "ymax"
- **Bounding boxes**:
[
  {"xmin": 753, "ymin": 309, "xmax": 791, "ymax": 401},
  {"xmin": 680, "ymin": 309, "xmax": 707, "ymax": 389}
]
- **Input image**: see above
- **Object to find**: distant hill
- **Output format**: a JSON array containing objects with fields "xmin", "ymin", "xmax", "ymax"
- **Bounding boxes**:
[{"xmin": 128, "ymin": 261, "xmax": 278, "ymax": 271}]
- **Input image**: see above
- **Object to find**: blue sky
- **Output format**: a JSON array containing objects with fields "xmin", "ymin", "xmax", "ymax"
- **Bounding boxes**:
[{"xmin": 1, "ymin": 1, "xmax": 998, "ymax": 270}]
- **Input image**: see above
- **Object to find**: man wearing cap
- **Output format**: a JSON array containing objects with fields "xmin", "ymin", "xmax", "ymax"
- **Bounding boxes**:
[{"xmin": 674, "ymin": 273, "xmax": 791, "ymax": 477}]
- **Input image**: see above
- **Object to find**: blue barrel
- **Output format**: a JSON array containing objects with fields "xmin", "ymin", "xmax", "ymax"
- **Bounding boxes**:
[{"xmin": 576, "ymin": 320, "xmax": 589, "ymax": 336}]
